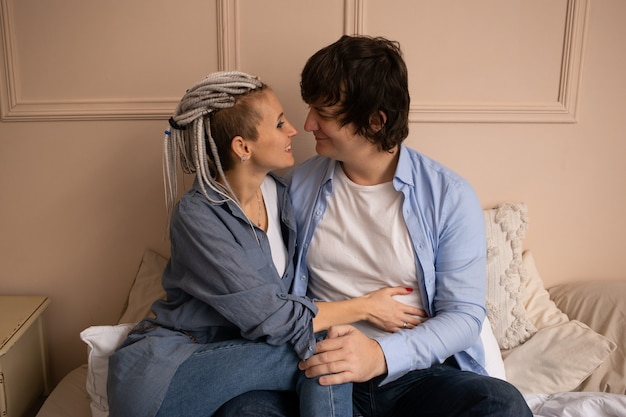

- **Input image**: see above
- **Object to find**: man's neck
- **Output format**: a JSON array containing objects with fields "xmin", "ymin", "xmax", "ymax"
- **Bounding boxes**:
[{"xmin": 340, "ymin": 146, "xmax": 400, "ymax": 186}]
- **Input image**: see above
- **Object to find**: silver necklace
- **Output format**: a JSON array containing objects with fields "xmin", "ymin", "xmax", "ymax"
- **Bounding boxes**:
[{"xmin": 256, "ymin": 190, "xmax": 263, "ymax": 228}]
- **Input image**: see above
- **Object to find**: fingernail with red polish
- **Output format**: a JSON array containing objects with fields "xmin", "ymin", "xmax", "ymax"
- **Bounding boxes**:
[{"xmin": 405, "ymin": 288, "xmax": 414, "ymax": 293}]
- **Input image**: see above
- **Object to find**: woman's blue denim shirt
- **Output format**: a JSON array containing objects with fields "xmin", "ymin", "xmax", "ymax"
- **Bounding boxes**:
[
  {"xmin": 148, "ymin": 172, "xmax": 318, "ymax": 358},
  {"xmin": 108, "ymin": 173, "xmax": 319, "ymax": 417},
  {"xmin": 289, "ymin": 145, "xmax": 488, "ymax": 385}
]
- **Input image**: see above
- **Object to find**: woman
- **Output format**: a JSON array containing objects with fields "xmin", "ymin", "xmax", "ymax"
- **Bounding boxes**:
[{"xmin": 107, "ymin": 71, "xmax": 422, "ymax": 417}]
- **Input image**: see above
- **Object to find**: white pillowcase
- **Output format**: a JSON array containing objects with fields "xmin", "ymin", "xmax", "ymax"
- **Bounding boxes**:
[
  {"xmin": 81, "ymin": 249, "xmax": 168, "ymax": 417},
  {"xmin": 480, "ymin": 316, "xmax": 507, "ymax": 380},
  {"xmin": 80, "ymin": 323, "xmax": 134, "ymax": 417}
]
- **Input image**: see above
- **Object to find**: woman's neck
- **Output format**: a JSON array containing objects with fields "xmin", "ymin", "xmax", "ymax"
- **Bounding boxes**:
[{"xmin": 221, "ymin": 170, "xmax": 267, "ymax": 230}]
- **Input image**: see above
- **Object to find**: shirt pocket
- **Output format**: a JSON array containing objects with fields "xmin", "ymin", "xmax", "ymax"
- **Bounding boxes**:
[{"xmin": 243, "ymin": 243, "xmax": 271, "ymax": 272}]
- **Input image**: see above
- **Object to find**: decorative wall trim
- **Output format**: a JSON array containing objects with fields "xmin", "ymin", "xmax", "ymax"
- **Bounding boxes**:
[
  {"xmin": 344, "ymin": 0, "xmax": 365, "ymax": 35},
  {"xmin": 217, "ymin": 0, "xmax": 239, "ymax": 71},
  {"xmin": 345, "ymin": 0, "xmax": 588, "ymax": 123},
  {"xmin": 0, "ymin": 0, "xmax": 232, "ymax": 122}
]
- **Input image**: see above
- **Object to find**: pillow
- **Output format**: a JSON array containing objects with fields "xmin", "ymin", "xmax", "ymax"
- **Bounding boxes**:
[
  {"xmin": 480, "ymin": 316, "xmax": 506, "ymax": 380},
  {"xmin": 549, "ymin": 281, "xmax": 626, "ymax": 394},
  {"xmin": 484, "ymin": 203, "xmax": 536, "ymax": 349},
  {"xmin": 502, "ymin": 320, "xmax": 616, "ymax": 394},
  {"xmin": 118, "ymin": 248, "xmax": 168, "ymax": 324},
  {"xmin": 521, "ymin": 250, "xmax": 569, "ymax": 329},
  {"xmin": 82, "ymin": 248, "xmax": 168, "ymax": 417},
  {"xmin": 80, "ymin": 323, "xmax": 135, "ymax": 417},
  {"xmin": 501, "ymin": 250, "xmax": 618, "ymax": 394}
]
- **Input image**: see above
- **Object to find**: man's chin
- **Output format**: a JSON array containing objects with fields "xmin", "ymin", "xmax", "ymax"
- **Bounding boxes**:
[{"xmin": 315, "ymin": 143, "xmax": 333, "ymax": 157}]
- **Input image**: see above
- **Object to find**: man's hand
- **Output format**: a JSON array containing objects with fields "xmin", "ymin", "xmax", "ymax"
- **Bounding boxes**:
[{"xmin": 298, "ymin": 324, "xmax": 387, "ymax": 385}]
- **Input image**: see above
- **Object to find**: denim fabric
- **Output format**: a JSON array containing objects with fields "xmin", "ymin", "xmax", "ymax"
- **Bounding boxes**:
[
  {"xmin": 154, "ymin": 173, "xmax": 318, "ymax": 360},
  {"xmin": 215, "ymin": 391, "xmax": 299, "ymax": 417},
  {"xmin": 154, "ymin": 338, "xmax": 352, "ymax": 417},
  {"xmin": 352, "ymin": 362, "xmax": 532, "ymax": 417},
  {"xmin": 215, "ymin": 362, "xmax": 533, "ymax": 417}
]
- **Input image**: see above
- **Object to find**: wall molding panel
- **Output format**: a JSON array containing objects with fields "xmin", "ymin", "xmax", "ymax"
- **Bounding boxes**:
[
  {"xmin": 0, "ymin": 0, "xmax": 227, "ymax": 122},
  {"xmin": 345, "ymin": 0, "xmax": 588, "ymax": 123},
  {"xmin": 216, "ymin": 0, "xmax": 239, "ymax": 71},
  {"xmin": 344, "ymin": 0, "xmax": 365, "ymax": 35},
  {"xmin": 1, "ymin": 0, "xmax": 588, "ymax": 123}
]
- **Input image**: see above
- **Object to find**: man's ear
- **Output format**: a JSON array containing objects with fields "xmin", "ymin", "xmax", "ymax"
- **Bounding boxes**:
[
  {"xmin": 369, "ymin": 111, "xmax": 387, "ymax": 133},
  {"xmin": 231, "ymin": 135, "xmax": 250, "ymax": 161}
]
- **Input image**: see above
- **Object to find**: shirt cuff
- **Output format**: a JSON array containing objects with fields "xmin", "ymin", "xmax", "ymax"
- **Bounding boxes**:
[{"xmin": 375, "ymin": 333, "xmax": 412, "ymax": 385}]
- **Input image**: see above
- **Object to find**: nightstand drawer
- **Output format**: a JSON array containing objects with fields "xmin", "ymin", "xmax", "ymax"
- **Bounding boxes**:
[{"xmin": 0, "ymin": 296, "xmax": 50, "ymax": 417}]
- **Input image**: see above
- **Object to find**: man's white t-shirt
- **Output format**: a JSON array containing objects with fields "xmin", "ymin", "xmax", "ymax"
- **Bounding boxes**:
[{"xmin": 307, "ymin": 164, "xmax": 423, "ymax": 337}]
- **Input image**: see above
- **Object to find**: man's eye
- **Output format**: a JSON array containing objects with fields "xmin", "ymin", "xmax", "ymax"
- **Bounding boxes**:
[{"xmin": 277, "ymin": 120, "xmax": 285, "ymax": 128}]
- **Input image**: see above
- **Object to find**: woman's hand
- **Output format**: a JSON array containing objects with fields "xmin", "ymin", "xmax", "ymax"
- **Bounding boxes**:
[{"xmin": 361, "ymin": 287, "xmax": 428, "ymax": 332}]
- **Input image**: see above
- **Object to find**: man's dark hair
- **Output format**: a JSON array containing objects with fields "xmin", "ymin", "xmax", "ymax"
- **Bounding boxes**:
[{"xmin": 300, "ymin": 35, "xmax": 410, "ymax": 151}]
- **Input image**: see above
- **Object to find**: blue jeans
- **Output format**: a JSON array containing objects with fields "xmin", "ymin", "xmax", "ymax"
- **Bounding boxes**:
[
  {"xmin": 154, "ymin": 338, "xmax": 352, "ymax": 417},
  {"xmin": 216, "ymin": 360, "xmax": 532, "ymax": 417}
]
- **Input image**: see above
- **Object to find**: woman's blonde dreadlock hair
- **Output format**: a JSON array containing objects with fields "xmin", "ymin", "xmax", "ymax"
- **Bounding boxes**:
[{"xmin": 163, "ymin": 71, "xmax": 264, "ymax": 218}]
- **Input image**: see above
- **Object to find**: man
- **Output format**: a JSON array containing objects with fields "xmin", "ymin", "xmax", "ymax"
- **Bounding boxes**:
[{"xmin": 217, "ymin": 35, "xmax": 532, "ymax": 417}]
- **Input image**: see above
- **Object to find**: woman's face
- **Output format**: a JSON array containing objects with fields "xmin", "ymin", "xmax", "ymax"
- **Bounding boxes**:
[{"xmin": 248, "ymin": 90, "xmax": 297, "ymax": 172}]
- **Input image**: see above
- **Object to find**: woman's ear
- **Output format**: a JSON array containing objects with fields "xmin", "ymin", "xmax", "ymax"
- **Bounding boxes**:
[
  {"xmin": 369, "ymin": 111, "xmax": 387, "ymax": 133},
  {"xmin": 231, "ymin": 136, "xmax": 251, "ymax": 162}
]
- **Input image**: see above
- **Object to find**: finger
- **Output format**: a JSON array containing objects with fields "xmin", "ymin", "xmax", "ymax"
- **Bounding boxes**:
[
  {"xmin": 325, "ymin": 324, "xmax": 356, "ymax": 340},
  {"xmin": 302, "ymin": 357, "xmax": 348, "ymax": 378},
  {"xmin": 299, "ymin": 349, "xmax": 344, "ymax": 373},
  {"xmin": 402, "ymin": 306, "xmax": 428, "ymax": 318},
  {"xmin": 386, "ymin": 286, "xmax": 415, "ymax": 296},
  {"xmin": 299, "ymin": 340, "xmax": 344, "ymax": 371},
  {"xmin": 318, "ymin": 371, "xmax": 354, "ymax": 386},
  {"xmin": 402, "ymin": 313, "xmax": 431, "ymax": 329}
]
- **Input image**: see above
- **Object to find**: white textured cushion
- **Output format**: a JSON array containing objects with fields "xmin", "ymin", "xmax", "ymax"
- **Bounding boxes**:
[
  {"xmin": 484, "ymin": 202, "xmax": 536, "ymax": 349},
  {"xmin": 80, "ymin": 323, "xmax": 135, "ymax": 417}
]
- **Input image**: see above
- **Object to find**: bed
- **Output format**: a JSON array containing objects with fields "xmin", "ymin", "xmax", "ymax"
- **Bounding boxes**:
[{"xmin": 36, "ymin": 203, "xmax": 626, "ymax": 417}]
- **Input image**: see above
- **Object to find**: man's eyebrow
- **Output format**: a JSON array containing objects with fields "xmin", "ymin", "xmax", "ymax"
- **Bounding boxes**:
[{"xmin": 314, "ymin": 106, "xmax": 334, "ymax": 115}]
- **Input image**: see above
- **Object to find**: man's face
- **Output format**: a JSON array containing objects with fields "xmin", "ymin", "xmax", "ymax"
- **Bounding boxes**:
[{"xmin": 303, "ymin": 105, "xmax": 369, "ymax": 161}]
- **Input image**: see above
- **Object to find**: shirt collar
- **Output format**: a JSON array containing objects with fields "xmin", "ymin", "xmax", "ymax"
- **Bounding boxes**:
[
  {"xmin": 319, "ymin": 144, "xmax": 413, "ymax": 191},
  {"xmin": 393, "ymin": 144, "xmax": 415, "ymax": 188}
]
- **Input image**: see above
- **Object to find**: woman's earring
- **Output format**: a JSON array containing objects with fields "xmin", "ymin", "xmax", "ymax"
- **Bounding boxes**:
[{"xmin": 240, "ymin": 155, "xmax": 248, "ymax": 163}]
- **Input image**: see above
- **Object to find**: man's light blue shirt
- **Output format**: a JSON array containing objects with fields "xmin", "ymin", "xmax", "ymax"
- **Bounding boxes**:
[{"xmin": 289, "ymin": 145, "xmax": 488, "ymax": 384}]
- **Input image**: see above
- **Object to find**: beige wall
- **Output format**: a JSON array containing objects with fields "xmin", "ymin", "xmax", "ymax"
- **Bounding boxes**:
[{"xmin": 1, "ymin": 0, "xmax": 624, "ymax": 385}]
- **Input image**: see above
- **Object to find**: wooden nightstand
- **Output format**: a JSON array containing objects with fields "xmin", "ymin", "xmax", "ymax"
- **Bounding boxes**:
[{"xmin": 0, "ymin": 296, "xmax": 51, "ymax": 417}]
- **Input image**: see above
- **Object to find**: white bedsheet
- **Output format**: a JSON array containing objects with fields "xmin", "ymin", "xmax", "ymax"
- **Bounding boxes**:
[
  {"xmin": 36, "ymin": 365, "xmax": 626, "ymax": 417},
  {"xmin": 525, "ymin": 392, "xmax": 626, "ymax": 417},
  {"xmin": 36, "ymin": 365, "xmax": 91, "ymax": 417}
]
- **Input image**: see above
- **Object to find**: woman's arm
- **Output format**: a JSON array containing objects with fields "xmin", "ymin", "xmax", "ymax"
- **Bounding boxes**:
[{"xmin": 313, "ymin": 287, "xmax": 427, "ymax": 333}]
